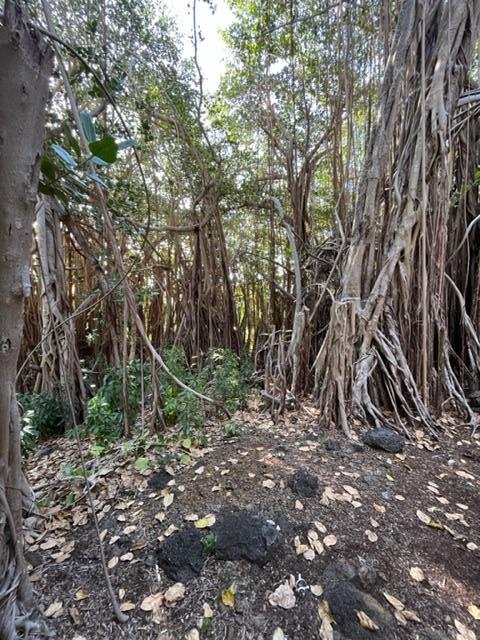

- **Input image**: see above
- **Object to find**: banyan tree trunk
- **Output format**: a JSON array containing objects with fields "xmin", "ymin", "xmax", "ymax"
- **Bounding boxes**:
[
  {"xmin": 315, "ymin": 0, "xmax": 480, "ymax": 436},
  {"xmin": 0, "ymin": 2, "xmax": 52, "ymax": 637}
]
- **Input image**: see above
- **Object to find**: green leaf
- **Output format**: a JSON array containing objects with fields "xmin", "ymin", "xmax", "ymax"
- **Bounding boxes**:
[
  {"xmin": 41, "ymin": 156, "xmax": 57, "ymax": 180},
  {"xmin": 51, "ymin": 143, "xmax": 77, "ymax": 169},
  {"xmin": 65, "ymin": 492, "xmax": 75, "ymax": 506},
  {"xmin": 89, "ymin": 135, "xmax": 118, "ymax": 164},
  {"xmin": 134, "ymin": 457, "xmax": 150, "ymax": 471},
  {"xmin": 80, "ymin": 111, "xmax": 96, "ymax": 143},
  {"xmin": 181, "ymin": 437, "xmax": 192, "ymax": 450},
  {"xmin": 90, "ymin": 444, "xmax": 106, "ymax": 457},
  {"xmin": 180, "ymin": 453, "xmax": 192, "ymax": 464}
]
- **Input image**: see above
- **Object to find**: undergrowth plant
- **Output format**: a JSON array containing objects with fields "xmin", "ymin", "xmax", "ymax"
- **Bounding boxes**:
[{"xmin": 18, "ymin": 391, "xmax": 70, "ymax": 456}]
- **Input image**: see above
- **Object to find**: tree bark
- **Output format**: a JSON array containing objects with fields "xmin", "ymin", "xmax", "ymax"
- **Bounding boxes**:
[{"xmin": 0, "ymin": 2, "xmax": 52, "ymax": 636}]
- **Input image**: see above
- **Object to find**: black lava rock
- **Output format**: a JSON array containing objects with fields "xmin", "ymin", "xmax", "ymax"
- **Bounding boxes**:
[
  {"xmin": 287, "ymin": 468, "xmax": 319, "ymax": 497},
  {"xmin": 148, "ymin": 469, "xmax": 173, "ymax": 490},
  {"xmin": 157, "ymin": 527, "xmax": 205, "ymax": 582},
  {"xmin": 324, "ymin": 438, "xmax": 338, "ymax": 452},
  {"xmin": 325, "ymin": 581, "xmax": 395, "ymax": 640},
  {"xmin": 213, "ymin": 511, "xmax": 280, "ymax": 566},
  {"xmin": 362, "ymin": 428, "xmax": 405, "ymax": 453}
]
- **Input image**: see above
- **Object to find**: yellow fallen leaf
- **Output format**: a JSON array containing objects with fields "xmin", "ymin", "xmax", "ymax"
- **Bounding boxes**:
[
  {"xmin": 383, "ymin": 592, "xmax": 405, "ymax": 611},
  {"xmin": 221, "ymin": 582, "xmax": 237, "ymax": 608},
  {"xmin": 409, "ymin": 566, "xmax": 425, "ymax": 582},
  {"xmin": 195, "ymin": 514, "xmax": 216, "ymax": 529},
  {"xmin": 356, "ymin": 610, "xmax": 379, "ymax": 631},
  {"xmin": 74, "ymin": 589, "xmax": 90, "ymax": 601},
  {"xmin": 467, "ymin": 604, "xmax": 480, "ymax": 620}
]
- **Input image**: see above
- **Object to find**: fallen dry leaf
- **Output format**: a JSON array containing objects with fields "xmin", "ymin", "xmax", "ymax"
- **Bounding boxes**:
[
  {"xmin": 365, "ymin": 529, "xmax": 378, "ymax": 543},
  {"xmin": 164, "ymin": 583, "xmax": 186, "ymax": 607},
  {"xmin": 409, "ymin": 566, "xmax": 425, "ymax": 582},
  {"xmin": 383, "ymin": 592, "xmax": 405, "ymax": 611},
  {"xmin": 262, "ymin": 479, "xmax": 276, "ymax": 489},
  {"xmin": 318, "ymin": 600, "xmax": 334, "ymax": 640},
  {"xmin": 74, "ymin": 589, "xmax": 90, "ymax": 601},
  {"xmin": 107, "ymin": 556, "xmax": 119, "ymax": 569},
  {"xmin": 272, "ymin": 628, "xmax": 286, "ymax": 640},
  {"xmin": 268, "ymin": 582, "xmax": 296, "ymax": 610},
  {"xmin": 221, "ymin": 582, "xmax": 237, "ymax": 608},
  {"xmin": 323, "ymin": 534, "xmax": 337, "ymax": 547},
  {"xmin": 455, "ymin": 619, "xmax": 476, "ymax": 640},
  {"xmin": 44, "ymin": 601, "xmax": 63, "ymax": 618},
  {"xmin": 311, "ymin": 584, "xmax": 323, "ymax": 597},
  {"xmin": 195, "ymin": 514, "xmax": 216, "ymax": 529},
  {"xmin": 467, "ymin": 604, "xmax": 480, "ymax": 620},
  {"xmin": 356, "ymin": 610, "xmax": 379, "ymax": 631},
  {"xmin": 140, "ymin": 592, "xmax": 163, "ymax": 611},
  {"xmin": 120, "ymin": 601, "xmax": 135, "ymax": 612},
  {"xmin": 163, "ymin": 493, "xmax": 174, "ymax": 508}
]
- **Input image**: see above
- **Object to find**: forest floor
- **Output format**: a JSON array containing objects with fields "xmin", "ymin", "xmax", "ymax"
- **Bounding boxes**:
[{"xmin": 25, "ymin": 402, "xmax": 480, "ymax": 640}]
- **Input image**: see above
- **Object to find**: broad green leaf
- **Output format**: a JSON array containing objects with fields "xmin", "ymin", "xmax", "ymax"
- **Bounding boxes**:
[
  {"xmin": 89, "ymin": 135, "xmax": 118, "ymax": 164},
  {"xmin": 134, "ymin": 457, "xmax": 149, "ymax": 471},
  {"xmin": 181, "ymin": 437, "xmax": 192, "ymax": 450},
  {"xmin": 41, "ymin": 156, "xmax": 57, "ymax": 180}
]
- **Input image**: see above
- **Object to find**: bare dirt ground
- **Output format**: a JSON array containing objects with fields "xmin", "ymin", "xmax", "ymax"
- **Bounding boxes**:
[{"xmin": 25, "ymin": 404, "xmax": 480, "ymax": 640}]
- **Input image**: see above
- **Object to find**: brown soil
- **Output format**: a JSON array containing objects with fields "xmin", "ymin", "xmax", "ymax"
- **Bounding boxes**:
[{"xmin": 25, "ymin": 405, "xmax": 480, "ymax": 640}]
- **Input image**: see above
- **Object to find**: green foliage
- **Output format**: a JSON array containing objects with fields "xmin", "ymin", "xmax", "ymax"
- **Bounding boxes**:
[
  {"xmin": 158, "ymin": 347, "xmax": 251, "ymax": 442},
  {"xmin": 196, "ymin": 349, "xmax": 251, "ymax": 413},
  {"xmin": 85, "ymin": 359, "xmax": 149, "ymax": 445},
  {"xmin": 203, "ymin": 531, "xmax": 216, "ymax": 555},
  {"xmin": 224, "ymin": 420, "xmax": 240, "ymax": 437},
  {"xmin": 18, "ymin": 392, "xmax": 70, "ymax": 456}
]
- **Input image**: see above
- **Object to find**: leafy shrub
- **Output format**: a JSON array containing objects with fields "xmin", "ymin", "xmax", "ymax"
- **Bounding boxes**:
[
  {"xmin": 158, "ymin": 347, "xmax": 251, "ymax": 441},
  {"xmin": 18, "ymin": 391, "xmax": 70, "ymax": 456},
  {"xmin": 196, "ymin": 348, "xmax": 251, "ymax": 413},
  {"xmin": 85, "ymin": 360, "xmax": 151, "ymax": 445}
]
